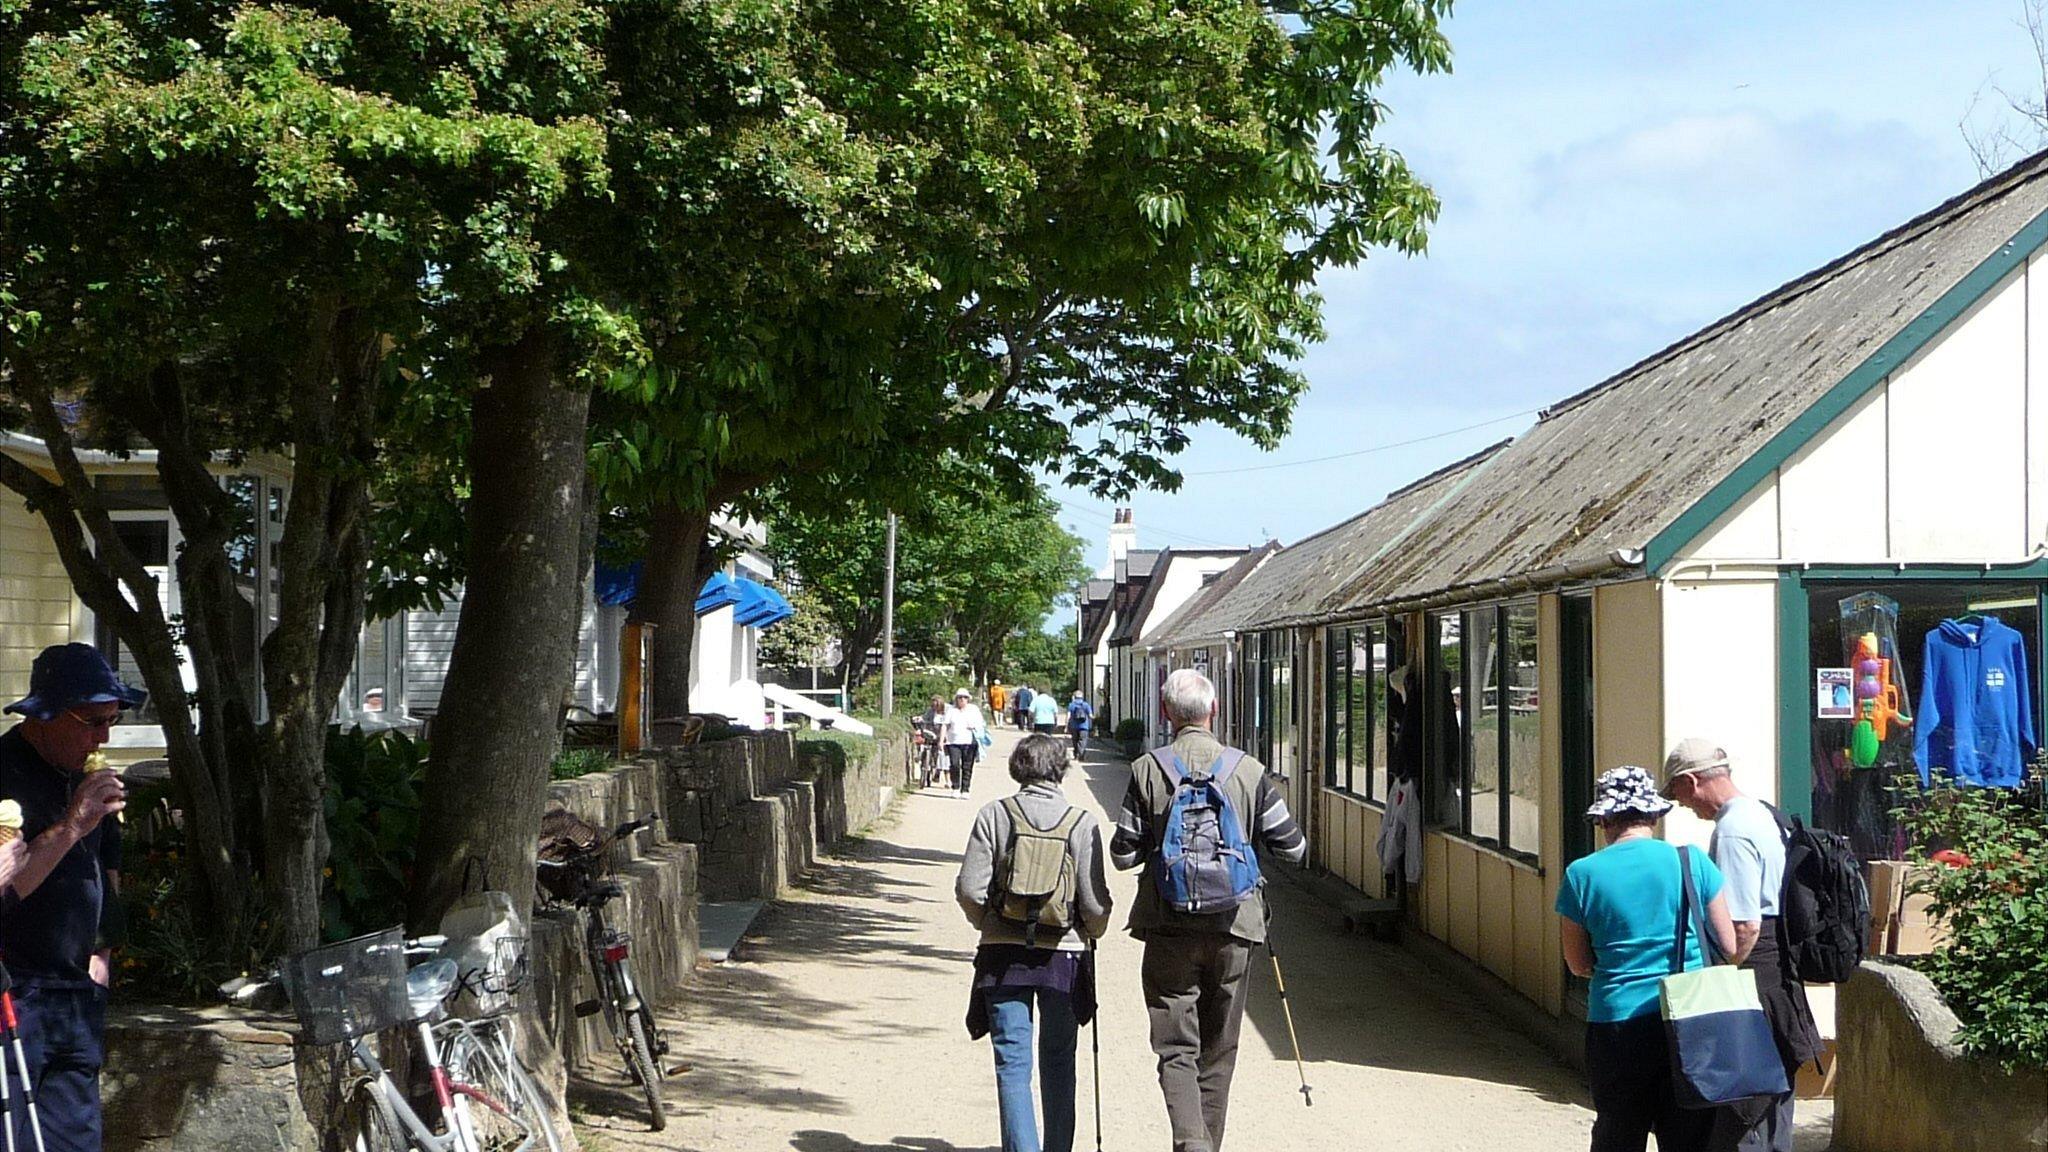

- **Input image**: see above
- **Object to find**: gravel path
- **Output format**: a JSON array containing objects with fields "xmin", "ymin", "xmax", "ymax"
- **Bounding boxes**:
[{"xmin": 569, "ymin": 729, "xmax": 1829, "ymax": 1152}]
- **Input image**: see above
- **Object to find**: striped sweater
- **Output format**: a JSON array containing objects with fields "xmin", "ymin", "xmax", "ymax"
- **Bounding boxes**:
[{"xmin": 1110, "ymin": 725, "xmax": 1306, "ymax": 944}]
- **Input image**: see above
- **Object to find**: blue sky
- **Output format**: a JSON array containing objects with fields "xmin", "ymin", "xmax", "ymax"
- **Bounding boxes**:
[{"xmin": 1048, "ymin": 1, "xmax": 2046, "ymax": 583}]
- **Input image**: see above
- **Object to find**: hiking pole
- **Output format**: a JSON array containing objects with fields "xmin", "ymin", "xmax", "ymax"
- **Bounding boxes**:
[
  {"xmin": 1261, "ymin": 906, "xmax": 1312, "ymax": 1107},
  {"xmin": 0, "ymin": 964, "xmax": 41, "ymax": 1152},
  {"xmin": 1087, "ymin": 938, "xmax": 1103, "ymax": 1152}
]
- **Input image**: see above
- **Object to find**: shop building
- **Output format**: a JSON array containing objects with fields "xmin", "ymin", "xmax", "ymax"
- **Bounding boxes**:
[
  {"xmin": 1105, "ymin": 546, "xmax": 1250, "ymax": 744},
  {"xmin": 1139, "ymin": 150, "xmax": 2048, "ymax": 1020}
]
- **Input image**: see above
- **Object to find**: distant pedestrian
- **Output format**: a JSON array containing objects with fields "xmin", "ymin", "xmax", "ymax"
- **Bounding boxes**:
[
  {"xmin": 944, "ymin": 689, "xmax": 989, "ymax": 798},
  {"xmin": 1031, "ymin": 689, "xmax": 1059, "ymax": 736},
  {"xmin": 989, "ymin": 681, "xmax": 1008, "ymax": 725},
  {"xmin": 1557, "ymin": 766, "xmax": 1738, "ymax": 1152},
  {"xmin": 1014, "ymin": 684, "xmax": 1035, "ymax": 731},
  {"xmin": 956, "ymin": 735, "xmax": 1113, "ymax": 1152},
  {"xmin": 1109, "ymin": 669, "xmax": 1305, "ymax": 1152},
  {"xmin": 1065, "ymin": 693, "xmax": 1094, "ymax": 760},
  {"xmin": 1661, "ymin": 740, "xmax": 1823, "ymax": 1152}
]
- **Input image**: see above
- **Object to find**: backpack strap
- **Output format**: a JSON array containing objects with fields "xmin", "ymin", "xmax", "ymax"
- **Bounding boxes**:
[
  {"xmin": 1209, "ymin": 749, "xmax": 1247, "ymax": 785},
  {"xmin": 1156, "ymin": 749, "xmax": 1188, "ymax": 786},
  {"xmin": 1048, "ymin": 805, "xmax": 1085, "ymax": 839}
]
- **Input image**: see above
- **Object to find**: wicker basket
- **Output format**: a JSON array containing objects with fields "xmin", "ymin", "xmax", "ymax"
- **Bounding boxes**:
[{"xmin": 281, "ymin": 928, "xmax": 409, "ymax": 1047}]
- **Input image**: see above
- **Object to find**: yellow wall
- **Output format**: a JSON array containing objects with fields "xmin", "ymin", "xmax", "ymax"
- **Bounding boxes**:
[
  {"xmin": 0, "ymin": 495, "xmax": 80, "ymax": 713},
  {"xmin": 1594, "ymin": 580, "xmax": 1663, "ymax": 772}
]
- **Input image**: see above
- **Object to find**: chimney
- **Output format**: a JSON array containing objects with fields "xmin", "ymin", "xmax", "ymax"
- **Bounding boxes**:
[{"xmin": 1102, "ymin": 507, "xmax": 1137, "ymax": 577}]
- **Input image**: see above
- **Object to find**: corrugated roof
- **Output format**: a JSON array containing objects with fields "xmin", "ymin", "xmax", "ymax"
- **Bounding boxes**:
[
  {"xmin": 1304, "ymin": 148, "xmax": 2048, "ymax": 620},
  {"xmin": 1157, "ymin": 447, "xmax": 1501, "ymax": 644}
]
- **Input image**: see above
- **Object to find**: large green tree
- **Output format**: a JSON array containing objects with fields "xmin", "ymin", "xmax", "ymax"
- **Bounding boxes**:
[
  {"xmin": 607, "ymin": 0, "xmax": 1451, "ymax": 717},
  {"xmin": 0, "ymin": 0, "xmax": 608, "ymax": 948},
  {"xmin": 765, "ymin": 473, "xmax": 1087, "ymax": 687}
]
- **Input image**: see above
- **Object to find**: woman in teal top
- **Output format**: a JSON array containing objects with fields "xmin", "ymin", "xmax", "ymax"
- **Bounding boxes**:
[{"xmin": 1557, "ymin": 766, "xmax": 1738, "ymax": 1152}]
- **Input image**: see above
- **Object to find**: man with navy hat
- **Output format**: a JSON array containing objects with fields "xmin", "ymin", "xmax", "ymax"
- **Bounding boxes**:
[{"xmin": 0, "ymin": 644, "xmax": 142, "ymax": 1152}]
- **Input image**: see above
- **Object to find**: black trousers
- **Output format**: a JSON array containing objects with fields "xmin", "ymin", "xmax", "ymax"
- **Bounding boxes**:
[
  {"xmin": 1585, "ymin": 1014, "xmax": 1714, "ymax": 1152},
  {"xmin": 947, "ymin": 743, "xmax": 976, "ymax": 792}
]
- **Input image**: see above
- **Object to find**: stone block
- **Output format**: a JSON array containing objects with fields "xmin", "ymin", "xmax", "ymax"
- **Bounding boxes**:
[
  {"xmin": 1835, "ymin": 961, "xmax": 2048, "ymax": 1151},
  {"xmin": 103, "ymin": 1006, "xmax": 316, "ymax": 1152}
]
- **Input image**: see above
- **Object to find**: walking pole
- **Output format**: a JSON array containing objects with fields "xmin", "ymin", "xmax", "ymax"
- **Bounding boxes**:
[
  {"xmin": 1087, "ymin": 938, "xmax": 1103, "ymax": 1152},
  {"xmin": 0, "ymin": 964, "xmax": 42, "ymax": 1151},
  {"xmin": 1261, "ymin": 899, "xmax": 1313, "ymax": 1107}
]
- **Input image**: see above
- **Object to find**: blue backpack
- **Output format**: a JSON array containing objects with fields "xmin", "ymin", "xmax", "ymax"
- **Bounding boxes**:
[{"xmin": 1151, "ymin": 748, "xmax": 1261, "ymax": 914}]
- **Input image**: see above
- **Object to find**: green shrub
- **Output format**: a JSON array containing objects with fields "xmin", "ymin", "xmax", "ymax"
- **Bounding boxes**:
[
  {"xmin": 321, "ymin": 727, "xmax": 429, "ymax": 941},
  {"xmin": 550, "ymin": 747, "xmax": 615, "ymax": 781},
  {"xmin": 1898, "ymin": 786, "xmax": 2048, "ymax": 1069},
  {"xmin": 1114, "ymin": 718, "xmax": 1146, "ymax": 743},
  {"xmin": 852, "ymin": 668, "xmax": 963, "ymax": 715},
  {"xmin": 121, "ymin": 776, "xmax": 279, "ymax": 1003}
]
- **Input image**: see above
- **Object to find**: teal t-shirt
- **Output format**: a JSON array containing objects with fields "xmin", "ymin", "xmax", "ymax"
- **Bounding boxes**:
[{"xmin": 1555, "ymin": 838, "xmax": 1724, "ymax": 1023}]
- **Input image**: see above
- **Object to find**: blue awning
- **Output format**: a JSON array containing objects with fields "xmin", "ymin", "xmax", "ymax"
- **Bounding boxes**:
[
  {"xmin": 589, "ymin": 561, "xmax": 788, "ymax": 627},
  {"xmin": 695, "ymin": 570, "xmax": 741, "ymax": 615},
  {"xmin": 733, "ymin": 580, "xmax": 794, "ymax": 627},
  {"xmin": 594, "ymin": 560, "xmax": 643, "ymax": 607}
]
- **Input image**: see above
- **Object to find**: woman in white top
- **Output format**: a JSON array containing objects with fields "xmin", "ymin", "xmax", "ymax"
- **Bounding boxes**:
[{"xmin": 943, "ymin": 688, "xmax": 988, "ymax": 797}]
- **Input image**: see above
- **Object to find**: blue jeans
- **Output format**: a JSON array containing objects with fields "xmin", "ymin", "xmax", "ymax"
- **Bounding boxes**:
[
  {"xmin": 987, "ymin": 986, "xmax": 1079, "ymax": 1152},
  {"xmin": 12, "ymin": 984, "xmax": 106, "ymax": 1152}
]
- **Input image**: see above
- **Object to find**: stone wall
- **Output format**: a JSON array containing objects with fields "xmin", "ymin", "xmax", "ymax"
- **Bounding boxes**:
[
  {"xmin": 100, "ymin": 728, "xmax": 908, "ymax": 1151},
  {"xmin": 1834, "ymin": 961, "xmax": 2048, "ymax": 1152}
]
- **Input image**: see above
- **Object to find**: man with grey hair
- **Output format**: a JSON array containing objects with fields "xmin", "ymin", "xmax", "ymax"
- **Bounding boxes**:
[
  {"xmin": 1661, "ymin": 738, "xmax": 1820, "ymax": 1152},
  {"xmin": 1110, "ymin": 668, "xmax": 1305, "ymax": 1152}
]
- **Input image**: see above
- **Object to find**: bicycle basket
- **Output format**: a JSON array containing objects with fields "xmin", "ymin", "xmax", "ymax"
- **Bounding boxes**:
[
  {"xmin": 281, "ymin": 928, "xmax": 409, "ymax": 1047},
  {"xmin": 537, "ymin": 807, "xmax": 606, "ymax": 902},
  {"xmin": 440, "ymin": 892, "xmax": 528, "ymax": 1015}
]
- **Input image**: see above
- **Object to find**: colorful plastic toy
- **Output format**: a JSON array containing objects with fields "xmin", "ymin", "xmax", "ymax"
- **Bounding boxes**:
[{"xmin": 1847, "ymin": 631, "xmax": 1910, "ymax": 768}]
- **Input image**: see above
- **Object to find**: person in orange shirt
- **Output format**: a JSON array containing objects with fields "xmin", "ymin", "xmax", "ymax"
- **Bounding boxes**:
[{"xmin": 988, "ymin": 680, "xmax": 1008, "ymax": 723}]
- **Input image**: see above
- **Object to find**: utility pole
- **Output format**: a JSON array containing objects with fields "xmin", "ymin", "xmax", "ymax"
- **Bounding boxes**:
[{"xmin": 881, "ymin": 511, "xmax": 898, "ymax": 717}]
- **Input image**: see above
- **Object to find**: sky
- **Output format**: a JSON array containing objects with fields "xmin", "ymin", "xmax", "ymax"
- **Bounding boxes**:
[{"xmin": 1047, "ymin": 1, "xmax": 2048, "ymax": 595}]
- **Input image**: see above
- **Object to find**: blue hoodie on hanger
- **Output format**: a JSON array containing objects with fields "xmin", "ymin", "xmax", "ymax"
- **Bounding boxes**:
[{"xmin": 1915, "ymin": 616, "xmax": 2036, "ymax": 788}]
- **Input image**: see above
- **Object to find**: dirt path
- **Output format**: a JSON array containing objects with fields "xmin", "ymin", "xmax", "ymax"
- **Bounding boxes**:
[{"xmin": 569, "ymin": 729, "xmax": 1825, "ymax": 1151}]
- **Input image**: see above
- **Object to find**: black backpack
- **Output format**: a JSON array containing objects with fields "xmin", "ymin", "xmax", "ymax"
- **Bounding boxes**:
[{"xmin": 1768, "ymin": 804, "xmax": 1870, "ymax": 983}]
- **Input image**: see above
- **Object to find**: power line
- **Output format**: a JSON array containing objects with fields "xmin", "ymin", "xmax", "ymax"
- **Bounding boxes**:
[
  {"xmin": 1181, "ymin": 407, "xmax": 1542, "ymax": 477},
  {"xmin": 1053, "ymin": 497, "xmax": 1243, "ymax": 550}
]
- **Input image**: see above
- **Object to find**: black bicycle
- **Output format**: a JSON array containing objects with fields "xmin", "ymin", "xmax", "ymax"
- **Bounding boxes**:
[{"xmin": 536, "ymin": 811, "xmax": 670, "ymax": 1132}]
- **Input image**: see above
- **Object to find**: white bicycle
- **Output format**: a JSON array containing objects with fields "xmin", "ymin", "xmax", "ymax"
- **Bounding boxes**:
[{"xmin": 227, "ymin": 921, "xmax": 563, "ymax": 1152}]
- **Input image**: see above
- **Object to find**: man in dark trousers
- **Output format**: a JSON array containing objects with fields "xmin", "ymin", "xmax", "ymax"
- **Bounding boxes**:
[
  {"xmin": 1662, "ymin": 737, "xmax": 1822, "ymax": 1152},
  {"xmin": 0, "ymin": 644, "xmax": 139, "ymax": 1152},
  {"xmin": 1110, "ymin": 669, "xmax": 1306, "ymax": 1152}
]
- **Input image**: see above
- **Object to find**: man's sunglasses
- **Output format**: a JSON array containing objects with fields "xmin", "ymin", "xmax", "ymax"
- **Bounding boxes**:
[{"xmin": 64, "ymin": 710, "xmax": 120, "ymax": 731}]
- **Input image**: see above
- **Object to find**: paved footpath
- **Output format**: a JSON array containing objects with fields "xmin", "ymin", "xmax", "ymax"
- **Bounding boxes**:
[{"xmin": 571, "ymin": 728, "xmax": 1831, "ymax": 1152}]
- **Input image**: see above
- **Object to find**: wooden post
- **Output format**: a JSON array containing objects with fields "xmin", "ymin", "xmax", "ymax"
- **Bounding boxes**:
[{"xmin": 620, "ymin": 620, "xmax": 654, "ymax": 753}]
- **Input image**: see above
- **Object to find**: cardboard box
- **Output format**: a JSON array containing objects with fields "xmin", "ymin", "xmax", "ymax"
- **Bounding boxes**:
[
  {"xmin": 1891, "ymin": 890, "xmax": 1949, "ymax": 956},
  {"xmin": 1864, "ymin": 859, "xmax": 1910, "ymax": 952},
  {"xmin": 1794, "ymin": 1038, "xmax": 1838, "ymax": 1100}
]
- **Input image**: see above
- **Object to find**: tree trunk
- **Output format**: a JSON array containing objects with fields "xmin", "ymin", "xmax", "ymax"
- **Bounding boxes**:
[
  {"xmin": 631, "ymin": 502, "xmax": 713, "ymax": 720},
  {"xmin": 839, "ymin": 613, "xmax": 883, "ymax": 690},
  {"xmin": 411, "ymin": 329, "xmax": 589, "ymax": 929}
]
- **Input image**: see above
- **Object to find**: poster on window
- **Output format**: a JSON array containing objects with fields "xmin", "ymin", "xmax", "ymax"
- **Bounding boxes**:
[{"xmin": 1816, "ymin": 668, "xmax": 1855, "ymax": 720}]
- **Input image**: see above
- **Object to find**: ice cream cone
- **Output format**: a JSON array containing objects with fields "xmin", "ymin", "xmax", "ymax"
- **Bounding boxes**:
[
  {"xmin": 0, "ymin": 799, "xmax": 22, "ymax": 845},
  {"xmin": 84, "ymin": 751, "xmax": 110, "ymax": 774}
]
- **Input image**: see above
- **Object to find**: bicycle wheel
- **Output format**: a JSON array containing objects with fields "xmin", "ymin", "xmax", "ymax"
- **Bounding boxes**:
[
  {"xmin": 345, "ymin": 1078, "xmax": 408, "ymax": 1152},
  {"xmin": 442, "ymin": 1024, "xmax": 540, "ymax": 1152},
  {"xmin": 623, "ymin": 1008, "xmax": 666, "ymax": 1131},
  {"xmin": 507, "ymin": 1051, "xmax": 567, "ymax": 1152}
]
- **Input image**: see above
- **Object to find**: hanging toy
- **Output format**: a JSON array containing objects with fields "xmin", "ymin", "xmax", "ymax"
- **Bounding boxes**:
[{"xmin": 1847, "ymin": 631, "xmax": 1910, "ymax": 768}]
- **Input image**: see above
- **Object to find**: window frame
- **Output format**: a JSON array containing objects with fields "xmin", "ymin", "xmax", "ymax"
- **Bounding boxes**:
[{"xmin": 1424, "ymin": 600, "xmax": 1541, "ymax": 864}]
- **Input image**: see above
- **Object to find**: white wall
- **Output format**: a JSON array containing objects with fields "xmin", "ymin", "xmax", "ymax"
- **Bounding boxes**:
[
  {"xmin": 1684, "ymin": 265, "xmax": 2040, "ymax": 565},
  {"xmin": 1659, "ymin": 578, "xmax": 1780, "ymax": 843}
]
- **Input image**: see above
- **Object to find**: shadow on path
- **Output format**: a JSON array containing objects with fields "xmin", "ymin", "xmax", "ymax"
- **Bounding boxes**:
[{"xmin": 791, "ymin": 1133, "xmax": 999, "ymax": 1152}]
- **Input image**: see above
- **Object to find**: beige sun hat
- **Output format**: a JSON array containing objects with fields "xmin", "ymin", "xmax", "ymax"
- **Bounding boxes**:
[{"xmin": 1659, "ymin": 737, "xmax": 1730, "ymax": 797}]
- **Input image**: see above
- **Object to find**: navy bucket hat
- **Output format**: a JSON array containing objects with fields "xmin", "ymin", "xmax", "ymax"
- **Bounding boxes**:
[{"xmin": 3, "ymin": 643, "xmax": 147, "ymax": 721}]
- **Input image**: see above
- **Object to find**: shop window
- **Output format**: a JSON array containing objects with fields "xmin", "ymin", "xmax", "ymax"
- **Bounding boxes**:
[
  {"xmin": 1465, "ymin": 607, "xmax": 1502, "ymax": 842},
  {"xmin": 1325, "ymin": 627, "xmax": 1351, "ymax": 791},
  {"xmin": 1350, "ymin": 626, "xmax": 1374, "ymax": 799},
  {"xmin": 93, "ymin": 518, "xmax": 170, "ymax": 724},
  {"xmin": 1371, "ymin": 618, "xmax": 1403, "ymax": 801},
  {"xmin": 1560, "ymin": 595, "xmax": 1596, "ymax": 867},
  {"xmin": 1426, "ymin": 612, "xmax": 1465, "ymax": 827},
  {"xmin": 1504, "ymin": 603, "xmax": 1541, "ymax": 855},
  {"xmin": 1805, "ymin": 581, "xmax": 2043, "ymax": 860}
]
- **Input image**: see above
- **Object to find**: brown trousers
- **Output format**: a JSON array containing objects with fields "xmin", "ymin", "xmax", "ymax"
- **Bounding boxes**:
[{"xmin": 1140, "ymin": 934, "xmax": 1253, "ymax": 1152}]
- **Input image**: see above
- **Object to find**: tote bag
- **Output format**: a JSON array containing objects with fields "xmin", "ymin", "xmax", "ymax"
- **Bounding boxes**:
[{"xmin": 1660, "ymin": 846, "xmax": 1789, "ymax": 1108}]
